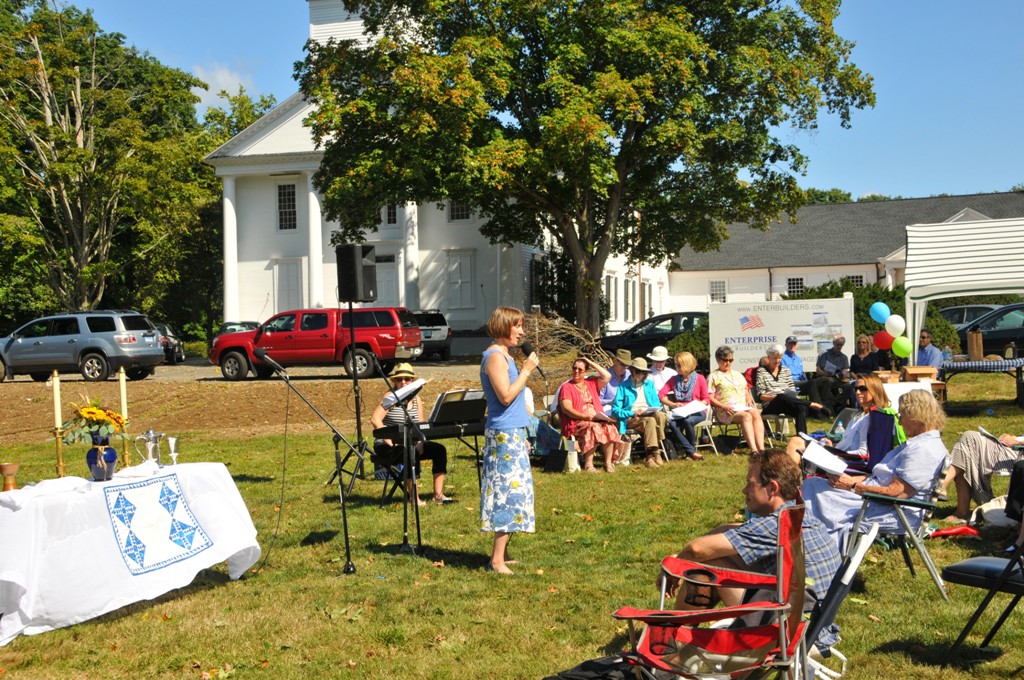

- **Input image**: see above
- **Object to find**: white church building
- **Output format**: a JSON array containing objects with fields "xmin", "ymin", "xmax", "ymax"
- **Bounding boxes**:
[{"xmin": 204, "ymin": 0, "xmax": 672, "ymax": 332}]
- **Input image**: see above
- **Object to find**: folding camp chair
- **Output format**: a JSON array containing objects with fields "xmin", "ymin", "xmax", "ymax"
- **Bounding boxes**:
[
  {"xmin": 846, "ymin": 457, "xmax": 950, "ymax": 600},
  {"xmin": 942, "ymin": 539, "xmax": 1024, "ymax": 666},
  {"xmin": 804, "ymin": 522, "xmax": 880, "ymax": 680},
  {"xmin": 613, "ymin": 504, "xmax": 808, "ymax": 679}
]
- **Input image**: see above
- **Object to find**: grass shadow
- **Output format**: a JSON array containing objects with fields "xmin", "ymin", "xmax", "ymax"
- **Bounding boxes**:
[
  {"xmin": 231, "ymin": 473, "xmax": 276, "ymax": 483},
  {"xmin": 300, "ymin": 530, "xmax": 339, "ymax": 546},
  {"xmin": 364, "ymin": 542, "xmax": 490, "ymax": 569},
  {"xmin": 873, "ymin": 637, "xmax": 1019, "ymax": 671}
]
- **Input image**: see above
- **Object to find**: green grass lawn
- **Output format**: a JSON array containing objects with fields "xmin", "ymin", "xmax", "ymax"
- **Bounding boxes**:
[{"xmin": 2, "ymin": 373, "xmax": 1024, "ymax": 678}]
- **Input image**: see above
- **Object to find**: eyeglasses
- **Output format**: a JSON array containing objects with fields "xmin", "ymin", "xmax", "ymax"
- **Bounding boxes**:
[
  {"xmin": 393, "ymin": 377, "xmax": 413, "ymax": 383},
  {"xmin": 572, "ymin": 367, "xmax": 586, "ymax": 372},
  {"xmin": 920, "ymin": 335, "xmax": 931, "ymax": 340},
  {"xmin": 720, "ymin": 358, "xmax": 733, "ymax": 363},
  {"xmin": 855, "ymin": 385, "xmax": 869, "ymax": 393}
]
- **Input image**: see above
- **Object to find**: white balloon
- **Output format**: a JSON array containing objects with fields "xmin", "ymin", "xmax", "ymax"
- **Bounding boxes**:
[{"xmin": 885, "ymin": 314, "xmax": 906, "ymax": 337}]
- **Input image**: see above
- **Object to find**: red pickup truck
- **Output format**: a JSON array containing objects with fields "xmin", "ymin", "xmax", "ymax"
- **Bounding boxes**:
[{"xmin": 209, "ymin": 307, "xmax": 422, "ymax": 380}]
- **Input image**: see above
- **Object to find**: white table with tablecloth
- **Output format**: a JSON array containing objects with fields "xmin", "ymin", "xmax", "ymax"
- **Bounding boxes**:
[
  {"xmin": 881, "ymin": 380, "xmax": 933, "ymax": 407},
  {"xmin": 0, "ymin": 461, "xmax": 260, "ymax": 646}
]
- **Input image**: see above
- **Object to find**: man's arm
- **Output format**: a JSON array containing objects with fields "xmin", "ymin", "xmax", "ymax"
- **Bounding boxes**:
[{"xmin": 678, "ymin": 530, "xmax": 743, "ymax": 563}]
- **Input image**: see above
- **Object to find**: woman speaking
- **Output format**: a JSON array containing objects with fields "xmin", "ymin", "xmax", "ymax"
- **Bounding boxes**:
[{"xmin": 480, "ymin": 306, "xmax": 539, "ymax": 575}]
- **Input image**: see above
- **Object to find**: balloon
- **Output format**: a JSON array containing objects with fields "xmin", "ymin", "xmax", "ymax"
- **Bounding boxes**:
[
  {"xmin": 869, "ymin": 302, "xmax": 891, "ymax": 324},
  {"xmin": 873, "ymin": 330, "xmax": 894, "ymax": 350},
  {"xmin": 892, "ymin": 335, "xmax": 913, "ymax": 358},
  {"xmin": 884, "ymin": 314, "xmax": 906, "ymax": 337}
]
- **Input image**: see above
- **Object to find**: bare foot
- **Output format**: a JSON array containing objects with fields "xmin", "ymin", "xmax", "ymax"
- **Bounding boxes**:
[{"xmin": 487, "ymin": 563, "xmax": 515, "ymax": 575}]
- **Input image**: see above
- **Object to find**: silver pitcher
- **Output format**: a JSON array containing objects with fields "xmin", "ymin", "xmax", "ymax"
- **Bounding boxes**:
[{"xmin": 134, "ymin": 429, "xmax": 165, "ymax": 465}]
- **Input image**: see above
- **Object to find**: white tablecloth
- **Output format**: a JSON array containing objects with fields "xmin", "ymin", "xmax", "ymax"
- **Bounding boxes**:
[{"xmin": 0, "ymin": 462, "xmax": 260, "ymax": 646}]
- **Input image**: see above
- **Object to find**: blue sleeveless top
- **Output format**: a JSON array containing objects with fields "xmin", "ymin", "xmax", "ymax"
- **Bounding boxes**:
[{"xmin": 481, "ymin": 347, "xmax": 529, "ymax": 429}]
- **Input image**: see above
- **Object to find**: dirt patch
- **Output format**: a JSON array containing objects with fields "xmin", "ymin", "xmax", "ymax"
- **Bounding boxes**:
[{"xmin": 0, "ymin": 359, "xmax": 499, "ymax": 447}]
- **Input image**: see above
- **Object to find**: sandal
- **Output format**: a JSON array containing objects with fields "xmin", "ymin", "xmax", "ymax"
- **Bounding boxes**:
[
  {"xmin": 605, "ymin": 464, "xmax": 616, "ymax": 473},
  {"xmin": 584, "ymin": 466, "xmax": 600, "ymax": 474},
  {"xmin": 691, "ymin": 452, "xmax": 705, "ymax": 461}
]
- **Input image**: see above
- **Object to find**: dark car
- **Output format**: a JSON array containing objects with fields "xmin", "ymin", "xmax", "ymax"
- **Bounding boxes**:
[
  {"xmin": 597, "ymin": 311, "xmax": 709, "ymax": 360},
  {"xmin": 939, "ymin": 304, "xmax": 1002, "ymax": 329},
  {"xmin": 412, "ymin": 309, "xmax": 452, "ymax": 359},
  {"xmin": 956, "ymin": 303, "xmax": 1024, "ymax": 356},
  {"xmin": 153, "ymin": 323, "xmax": 186, "ymax": 364},
  {"xmin": 218, "ymin": 321, "xmax": 260, "ymax": 336}
]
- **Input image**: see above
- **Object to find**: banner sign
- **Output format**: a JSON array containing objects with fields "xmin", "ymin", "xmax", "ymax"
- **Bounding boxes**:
[{"xmin": 708, "ymin": 297, "xmax": 855, "ymax": 372}]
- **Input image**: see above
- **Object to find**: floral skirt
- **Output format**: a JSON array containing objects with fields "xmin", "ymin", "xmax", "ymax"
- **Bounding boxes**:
[
  {"xmin": 480, "ymin": 427, "xmax": 535, "ymax": 534},
  {"xmin": 571, "ymin": 419, "xmax": 620, "ymax": 455}
]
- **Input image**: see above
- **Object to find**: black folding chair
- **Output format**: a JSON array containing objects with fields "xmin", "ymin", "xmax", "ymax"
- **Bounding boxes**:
[{"xmin": 942, "ymin": 540, "xmax": 1024, "ymax": 665}]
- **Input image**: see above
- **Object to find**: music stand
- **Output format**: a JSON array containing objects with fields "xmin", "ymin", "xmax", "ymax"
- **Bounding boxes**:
[{"xmin": 430, "ymin": 392, "xmax": 487, "ymax": 485}]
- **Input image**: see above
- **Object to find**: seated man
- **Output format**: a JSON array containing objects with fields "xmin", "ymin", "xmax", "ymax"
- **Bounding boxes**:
[
  {"xmin": 599, "ymin": 349, "xmax": 632, "ymax": 410},
  {"xmin": 660, "ymin": 450, "xmax": 841, "ymax": 641},
  {"xmin": 917, "ymin": 328, "xmax": 944, "ymax": 371},
  {"xmin": 755, "ymin": 345, "xmax": 830, "ymax": 435},
  {"xmin": 806, "ymin": 335, "xmax": 850, "ymax": 411},
  {"xmin": 781, "ymin": 336, "xmax": 806, "ymax": 384},
  {"xmin": 610, "ymin": 357, "xmax": 670, "ymax": 468},
  {"xmin": 647, "ymin": 345, "xmax": 677, "ymax": 393},
  {"xmin": 938, "ymin": 430, "xmax": 1024, "ymax": 523}
]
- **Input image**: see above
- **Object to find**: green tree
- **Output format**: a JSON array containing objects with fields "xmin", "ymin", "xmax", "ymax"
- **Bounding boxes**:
[
  {"xmin": 804, "ymin": 187, "xmax": 853, "ymax": 204},
  {"xmin": 0, "ymin": 1, "xmax": 203, "ymax": 310},
  {"xmin": 297, "ymin": 0, "xmax": 875, "ymax": 333}
]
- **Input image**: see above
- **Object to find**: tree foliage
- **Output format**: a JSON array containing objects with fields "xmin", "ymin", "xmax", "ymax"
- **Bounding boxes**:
[
  {"xmin": 804, "ymin": 187, "xmax": 853, "ymax": 204},
  {"xmin": 0, "ymin": 0, "xmax": 203, "ymax": 310},
  {"xmin": 297, "ymin": 0, "xmax": 875, "ymax": 332}
]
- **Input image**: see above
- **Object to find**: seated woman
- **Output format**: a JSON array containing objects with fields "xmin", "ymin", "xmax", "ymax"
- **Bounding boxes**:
[
  {"xmin": 558, "ymin": 356, "xmax": 621, "ymax": 472},
  {"xmin": 370, "ymin": 363, "xmax": 450, "ymax": 506},
  {"xmin": 784, "ymin": 374, "xmax": 903, "ymax": 467},
  {"xmin": 708, "ymin": 345, "xmax": 765, "ymax": 453},
  {"xmin": 659, "ymin": 350, "xmax": 709, "ymax": 461},
  {"xmin": 611, "ymin": 357, "xmax": 670, "ymax": 468},
  {"xmin": 938, "ymin": 430, "xmax": 1024, "ymax": 524},
  {"xmin": 755, "ymin": 344, "xmax": 828, "ymax": 438},
  {"xmin": 802, "ymin": 390, "xmax": 948, "ymax": 541}
]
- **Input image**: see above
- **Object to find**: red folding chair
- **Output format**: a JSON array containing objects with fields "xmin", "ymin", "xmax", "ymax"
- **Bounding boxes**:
[{"xmin": 613, "ymin": 504, "xmax": 808, "ymax": 679}]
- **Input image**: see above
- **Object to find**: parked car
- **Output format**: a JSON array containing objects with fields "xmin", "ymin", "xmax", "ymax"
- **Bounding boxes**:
[
  {"xmin": 412, "ymin": 309, "xmax": 452, "ymax": 360},
  {"xmin": 938, "ymin": 304, "xmax": 1002, "ymax": 329},
  {"xmin": 218, "ymin": 320, "xmax": 260, "ymax": 336},
  {"xmin": 597, "ymin": 311, "xmax": 709, "ymax": 360},
  {"xmin": 153, "ymin": 323, "xmax": 186, "ymax": 364},
  {"xmin": 209, "ymin": 307, "xmax": 422, "ymax": 380},
  {"xmin": 956, "ymin": 303, "xmax": 1024, "ymax": 357},
  {"xmin": 0, "ymin": 310, "xmax": 164, "ymax": 382}
]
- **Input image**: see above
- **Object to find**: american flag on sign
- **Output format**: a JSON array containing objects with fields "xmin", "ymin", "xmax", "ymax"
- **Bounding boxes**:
[{"xmin": 740, "ymin": 315, "xmax": 765, "ymax": 331}]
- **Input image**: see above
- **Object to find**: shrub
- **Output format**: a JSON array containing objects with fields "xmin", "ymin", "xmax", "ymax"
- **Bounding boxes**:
[{"xmin": 183, "ymin": 340, "xmax": 207, "ymax": 358}]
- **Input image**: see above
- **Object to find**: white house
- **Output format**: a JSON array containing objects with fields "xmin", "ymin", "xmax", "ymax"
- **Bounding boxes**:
[
  {"xmin": 204, "ymin": 0, "xmax": 671, "ymax": 332},
  {"xmin": 668, "ymin": 192, "xmax": 1024, "ymax": 311}
]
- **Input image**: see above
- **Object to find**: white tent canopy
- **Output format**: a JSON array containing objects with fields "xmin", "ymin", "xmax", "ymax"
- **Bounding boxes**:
[{"xmin": 904, "ymin": 216, "xmax": 1024, "ymax": 364}]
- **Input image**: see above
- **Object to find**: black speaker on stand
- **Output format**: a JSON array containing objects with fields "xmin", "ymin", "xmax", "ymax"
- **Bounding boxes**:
[
  {"xmin": 336, "ymin": 244, "xmax": 377, "ymax": 303},
  {"xmin": 329, "ymin": 243, "xmax": 378, "ymax": 494}
]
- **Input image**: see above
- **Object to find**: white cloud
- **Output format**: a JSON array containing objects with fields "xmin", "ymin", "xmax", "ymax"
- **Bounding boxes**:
[{"xmin": 191, "ymin": 63, "xmax": 255, "ymax": 111}]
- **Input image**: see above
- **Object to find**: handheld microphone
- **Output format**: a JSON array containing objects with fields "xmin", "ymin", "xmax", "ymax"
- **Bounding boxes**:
[
  {"xmin": 521, "ymin": 341, "xmax": 546, "ymax": 378},
  {"xmin": 253, "ymin": 347, "xmax": 286, "ymax": 373}
]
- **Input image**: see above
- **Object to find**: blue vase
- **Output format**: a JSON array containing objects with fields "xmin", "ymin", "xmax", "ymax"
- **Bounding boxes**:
[{"xmin": 86, "ymin": 434, "xmax": 118, "ymax": 481}]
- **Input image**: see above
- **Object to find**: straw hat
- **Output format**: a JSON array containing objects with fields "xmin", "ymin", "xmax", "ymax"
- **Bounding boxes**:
[
  {"xmin": 390, "ymin": 362, "xmax": 417, "ymax": 379},
  {"xmin": 629, "ymin": 357, "xmax": 650, "ymax": 373},
  {"xmin": 614, "ymin": 348, "xmax": 632, "ymax": 364},
  {"xmin": 647, "ymin": 346, "xmax": 670, "ymax": 362}
]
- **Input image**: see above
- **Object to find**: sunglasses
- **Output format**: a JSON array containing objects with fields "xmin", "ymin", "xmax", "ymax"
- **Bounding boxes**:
[
  {"xmin": 393, "ymin": 377, "xmax": 414, "ymax": 383},
  {"xmin": 720, "ymin": 358, "xmax": 733, "ymax": 363},
  {"xmin": 855, "ymin": 385, "xmax": 869, "ymax": 393},
  {"xmin": 572, "ymin": 367, "xmax": 586, "ymax": 372}
]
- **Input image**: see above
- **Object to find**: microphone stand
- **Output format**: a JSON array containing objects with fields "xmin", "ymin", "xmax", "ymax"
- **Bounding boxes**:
[
  {"xmin": 261, "ymin": 354, "xmax": 357, "ymax": 575},
  {"xmin": 373, "ymin": 355, "xmax": 426, "ymax": 557}
]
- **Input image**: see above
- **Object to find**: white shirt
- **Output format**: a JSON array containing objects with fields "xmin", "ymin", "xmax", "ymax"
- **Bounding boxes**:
[{"xmin": 650, "ymin": 365, "xmax": 677, "ymax": 393}]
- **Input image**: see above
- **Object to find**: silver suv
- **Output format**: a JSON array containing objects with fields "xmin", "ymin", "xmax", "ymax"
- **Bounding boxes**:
[{"xmin": 0, "ymin": 311, "xmax": 164, "ymax": 382}]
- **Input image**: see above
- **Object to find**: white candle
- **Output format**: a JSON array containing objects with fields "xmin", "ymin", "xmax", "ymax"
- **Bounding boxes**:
[
  {"xmin": 53, "ymin": 371, "xmax": 62, "ymax": 429},
  {"xmin": 119, "ymin": 367, "xmax": 128, "ymax": 423}
]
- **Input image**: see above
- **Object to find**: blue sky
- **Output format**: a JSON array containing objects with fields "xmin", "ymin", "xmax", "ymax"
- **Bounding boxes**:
[{"xmin": 80, "ymin": 0, "xmax": 1024, "ymax": 200}]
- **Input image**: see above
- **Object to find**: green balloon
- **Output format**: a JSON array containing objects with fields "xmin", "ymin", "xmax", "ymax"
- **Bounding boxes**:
[{"xmin": 892, "ymin": 335, "xmax": 912, "ymax": 358}]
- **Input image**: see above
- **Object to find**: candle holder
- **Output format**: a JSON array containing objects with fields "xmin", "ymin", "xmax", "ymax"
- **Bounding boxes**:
[
  {"xmin": 54, "ymin": 427, "xmax": 66, "ymax": 478},
  {"xmin": 1, "ymin": 461, "xmax": 20, "ymax": 491}
]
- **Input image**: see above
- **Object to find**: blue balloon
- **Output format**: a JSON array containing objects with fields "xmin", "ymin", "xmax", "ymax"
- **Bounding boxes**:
[{"xmin": 869, "ymin": 302, "xmax": 891, "ymax": 324}]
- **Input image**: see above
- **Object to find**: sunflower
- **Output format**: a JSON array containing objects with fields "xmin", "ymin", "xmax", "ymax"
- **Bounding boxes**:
[{"xmin": 59, "ymin": 398, "xmax": 129, "ymax": 445}]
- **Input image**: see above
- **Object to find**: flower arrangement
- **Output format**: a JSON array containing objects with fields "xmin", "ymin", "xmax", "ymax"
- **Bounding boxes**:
[{"xmin": 60, "ymin": 398, "xmax": 128, "ymax": 445}]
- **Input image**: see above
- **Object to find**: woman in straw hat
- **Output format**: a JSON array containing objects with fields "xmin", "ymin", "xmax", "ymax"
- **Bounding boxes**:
[{"xmin": 371, "ymin": 362, "xmax": 451, "ymax": 506}]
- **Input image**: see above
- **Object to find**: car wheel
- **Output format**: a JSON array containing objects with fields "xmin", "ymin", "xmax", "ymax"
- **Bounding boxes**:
[
  {"xmin": 175, "ymin": 346, "xmax": 186, "ymax": 363},
  {"xmin": 220, "ymin": 351, "xmax": 249, "ymax": 381},
  {"xmin": 344, "ymin": 348, "xmax": 374, "ymax": 379},
  {"xmin": 254, "ymin": 365, "xmax": 275, "ymax": 379},
  {"xmin": 125, "ymin": 367, "xmax": 151, "ymax": 381},
  {"xmin": 30, "ymin": 372, "xmax": 50, "ymax": 382},
  {"xmin": 439, "ymin": 347, "xmax": 451, "ymax": 360},
  {"xmin": 80, "ymin": 353, "xmax": 110, "ymax": 381}
]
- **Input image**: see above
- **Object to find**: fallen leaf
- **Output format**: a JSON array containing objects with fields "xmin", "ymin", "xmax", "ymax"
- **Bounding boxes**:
[
  {"xmin": 847, "ymin": 597, "xmax": 868, "ymax": 606},
  {"xmin": 347, "ymin": 660, "xmax": 357, "ymax": 668},
  {"xmin": 584, "ymin": 515, "xmax": 593, "ymax": 522},
  {"xmin": 365, "ymin": 648, "xmax": 376, "ymax": 657},
  {"xmin": 432, "ymin": 560, "xmax": 446, "ymax": 568},
  {"xmin": 161, "ymin": 612, "xmax": 171, "ymax": 621},
  {"xmin": 548, "ymin": 587, "xmax": 558, "ymax": 593},
  {"xmin": 536, "ymin": 569, "xmax": 545, "ymax": 575},
  {"xmin": 421, "ymin": 572, "xmax": 432, "ymax": 580},
  {"xmin": 653, "ymin": 505, "xmax": 663, "ymax": 510},
  {"xmin": 260, "ymin": 660, "xmax": 270, "ymax": 668},
  {"xmin": 868, "ymin": 614, "xmax": 881, "ymax": 622},
  {"xmin": 564, "ymin": 539, "xmax": 575, "ymax": 543}
]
